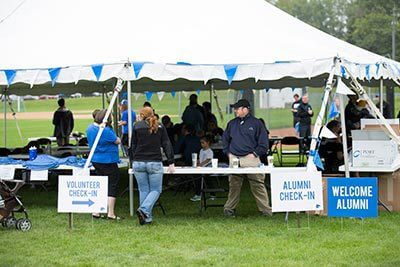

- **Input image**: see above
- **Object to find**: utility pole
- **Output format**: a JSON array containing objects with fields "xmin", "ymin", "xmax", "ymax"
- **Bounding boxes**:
[{"xmin": 387, "ymin": 4, "xmax": 397, "ymax": 118}]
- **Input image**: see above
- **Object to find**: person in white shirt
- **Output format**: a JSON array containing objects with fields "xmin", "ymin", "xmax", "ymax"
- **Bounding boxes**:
[{"xmin": 190, "ymin": 136, "xmax": 215, "ymax": 201}]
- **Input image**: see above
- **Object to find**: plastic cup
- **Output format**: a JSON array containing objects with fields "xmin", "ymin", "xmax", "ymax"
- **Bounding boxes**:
[
  {"xmin": 267, "ymin": 156, "xmax": 274, "ymax": 167},
  {"xmin": 211, "ymin": 158, "xmax": 218, "ymax": 168},
  {"xmin": 192, "ymin": 153, "xmax": 198, "ymax": 167},
  {"xmin": 232, "ymin": 157, "xmax": 239, "ymax": 168}
]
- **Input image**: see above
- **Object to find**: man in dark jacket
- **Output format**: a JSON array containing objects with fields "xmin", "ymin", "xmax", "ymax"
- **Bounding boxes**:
[
  {"xmin": 52, "ymin": 98, "xmax": 74, "ymax": 146},
  {"xmin": 222, "ymin": 99, "xmax": 271, "ymax": 217},
  {"xmin": 297, "ymin": 95, "xmax": 313, "ymax": 150},
  {"xmin": 182, "ymin": 94, "xmax": 205, "ymax": 132}
]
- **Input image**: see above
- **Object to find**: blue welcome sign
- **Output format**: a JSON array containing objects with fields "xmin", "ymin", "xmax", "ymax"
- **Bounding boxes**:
[{"xmin": 327, "ymin": 178, "xmax": 378, "ymax": 218}]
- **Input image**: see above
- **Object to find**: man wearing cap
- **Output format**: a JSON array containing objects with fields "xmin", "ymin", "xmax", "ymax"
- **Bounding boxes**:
[
  {"xmin": 118, "ymin": 100, "xmax": 137, "ymax": 152},
  {"xmin": 222, "ymin": 99, "xmax": 272, "ymax": 217}
]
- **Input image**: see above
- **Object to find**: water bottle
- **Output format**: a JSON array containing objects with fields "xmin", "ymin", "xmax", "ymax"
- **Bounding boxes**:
[{"xmin": 29, "ymin": 146, "xmax": 37, "ymax": 160}]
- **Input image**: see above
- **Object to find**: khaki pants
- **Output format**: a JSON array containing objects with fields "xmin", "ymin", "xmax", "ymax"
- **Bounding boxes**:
[{"xmin": 224, "ymin": 155, "xmax": 271, "ymax": 213}]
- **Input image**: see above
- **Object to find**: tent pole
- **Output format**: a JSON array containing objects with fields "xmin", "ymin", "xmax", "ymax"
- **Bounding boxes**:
[
  {"xmin": 337, "ymin": 80, "xmax": 350, "ymax": 177},
  {"xmin": 3, "ymin": 87, "xmax": 7, "ymax": 147},
  {"xmin": 307, "ymin": 58, "xmax": 338, "ymax": 171},
  {"xmin": 102, "ymin": 85, "xmax": 106, "ymax": 109},
  {"xmin": 127, "ymin": 81, "xmax": 134, "ymax": 217},
  {"xmin": 84, "ymin": 79, "xmax": 124, "ymax": 169},
  {"xmin": 380, "ymin": 79, "xmax": 384, "ymax": 113}
]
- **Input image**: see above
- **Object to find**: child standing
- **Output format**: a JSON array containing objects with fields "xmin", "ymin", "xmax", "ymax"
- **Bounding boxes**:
[{"xmin": 190, "ymin": 136, "xmax": 214, "ymax": 201}]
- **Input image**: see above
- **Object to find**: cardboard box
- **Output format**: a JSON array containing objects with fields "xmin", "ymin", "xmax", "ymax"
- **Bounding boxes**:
[{"xmin": 378, "ymin": 170, "xmax": 400, "ymax": 211}]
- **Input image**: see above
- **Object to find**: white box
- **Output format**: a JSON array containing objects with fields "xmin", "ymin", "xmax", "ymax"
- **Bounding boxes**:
[{"xmin": 352, "ymin": 140, "xmax": 397, "ymax": 167}]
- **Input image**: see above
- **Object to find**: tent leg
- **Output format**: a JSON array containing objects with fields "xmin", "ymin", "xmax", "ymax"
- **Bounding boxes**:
[
  {"xmin": 338, "ymin": 88, "xmax": 350, "ymax": 177},
  {"xmin": 3, "ymin": 87, "xmax": 7, "ymax": 147},
  {"xmin": 307, "ymin": 58, "xmax": 338, "ymax": 170}
]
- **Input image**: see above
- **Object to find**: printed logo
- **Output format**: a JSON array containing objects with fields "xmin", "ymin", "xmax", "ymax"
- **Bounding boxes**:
[
  {"xmin": 249, "ymin": 127, "xmax": 254, "ymax": 131},
  {"xmin": 353, "ymin": 150, "xmax": 361, "ymax": 158}
]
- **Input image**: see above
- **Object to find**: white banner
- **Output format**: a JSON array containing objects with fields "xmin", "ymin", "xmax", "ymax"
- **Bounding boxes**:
[
  {"xmin": 57, "ymin": 175, "xmax": 108, "ymax": 213},
  {"xmin": 271, "ymin": 170, "xmax": 323, "ymax": 212}
]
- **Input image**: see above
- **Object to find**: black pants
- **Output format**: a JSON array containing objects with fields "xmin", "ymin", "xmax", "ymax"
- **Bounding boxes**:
[
  {"xmin": 299, "ymin": 123, "xmax": 311, "ymax": 151},
  {"xmin": 93, "ymin": 162, "xmax": 120, "ymax": 197}
]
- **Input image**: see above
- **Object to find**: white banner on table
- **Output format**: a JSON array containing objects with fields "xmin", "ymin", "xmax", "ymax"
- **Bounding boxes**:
[
  {"xmin": 57, "ymin": 175, "xmax": 108, "ymax": 213},
  {"xmin": 271, "ymin": 170, "xmax": 323, "ymax": 212},
  {"xmin": 30, "ymin": 170, "xmax": 48, "ymax": 181},
  {"xmin": 0, "ymin": 165, "xmax": 17, "ymax": 180}
]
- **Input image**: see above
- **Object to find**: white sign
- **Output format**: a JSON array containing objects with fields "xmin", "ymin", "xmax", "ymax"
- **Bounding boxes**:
[
  {"xmin": 352, "ymin": 140, "xmax": 397, "ymax": 167},
  {"xmin": 271, "ymin": 171, "xmax": 323, "ymax": 212},
  {"xmin": 0, "ymin": 165, "xmax": 17, "ymax": 180},
  {"xmin": 57, "ymin": 175, "xmax": 108, "ymax": 213},
  {"xmin": 30, "ymin": 170, "xmax": 48, "ymax": 181}
]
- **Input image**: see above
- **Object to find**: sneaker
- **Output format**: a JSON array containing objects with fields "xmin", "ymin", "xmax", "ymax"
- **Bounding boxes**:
[
  {"xmin": 223, "ymin": 209, "xmax": 236, "ymax": 218},
  {"xmin": 190, "ymin": 195, "xmax": 201, "ymax": 202}
]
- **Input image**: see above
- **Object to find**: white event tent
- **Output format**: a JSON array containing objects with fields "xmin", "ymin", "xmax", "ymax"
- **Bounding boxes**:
[
  {"xmin": 2, "ymin": 0, "xmax": 400, "ymax": 216},
  {"xmin": 0, "ymin": 0, "xmax": 399, "ymax": 95}
]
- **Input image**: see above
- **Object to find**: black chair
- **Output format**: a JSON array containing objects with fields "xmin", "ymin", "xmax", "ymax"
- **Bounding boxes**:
[
  {"xmin": 78, "ymin": 137, "xmax": 88, "ymax": 146},
  {"xmin": 278, "ymin": 136, "xmax": 306, "ymax": 166},
  {"xmin": 0, "ymin": 148, "xmax": 11, "ymax": 156},
  {"xmin": 200, "ymin": 174, "xmax": 229, "ymax": 212},
  {"xmin": 37, "ymin": 138, "xmax": 52, "ymax": 154}
]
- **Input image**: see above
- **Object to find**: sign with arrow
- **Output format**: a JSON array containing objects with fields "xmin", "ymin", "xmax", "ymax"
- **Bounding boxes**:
[{"xmin": 57, "ymin": 175, "xmax": 108, "ymax": 213}]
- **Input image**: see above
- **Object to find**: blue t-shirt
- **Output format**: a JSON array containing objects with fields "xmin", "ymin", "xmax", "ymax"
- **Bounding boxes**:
[
  {"xmin": 121, "ymin": 109, "xmax": 136, "ymax": 134},
  {"xmin": 86, "ymin": 123, "xmax": 119, "ymax": 163}
]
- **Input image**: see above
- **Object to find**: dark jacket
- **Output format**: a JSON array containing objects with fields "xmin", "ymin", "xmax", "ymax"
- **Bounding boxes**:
[
  {"xmin": 129, "ymin": 120, "xmax": 174, "ymax": 165},
  {"xmin": 174, "ymin": 134, "xmax": 201, "ymax": 166},
  {"xmin": 52, "ymin": 108, "xmax": 74, "ymax": 138},
  {"xmin": 297, "ymin": 101, "xmax": 313, "ymax": 125},
  {"xmin": 182, "ymin": 105, "xmax": 204, "ymax": 132},
  {"xmin": 222, "ymin": 114, "xmax": 268, "ymax": 157}
]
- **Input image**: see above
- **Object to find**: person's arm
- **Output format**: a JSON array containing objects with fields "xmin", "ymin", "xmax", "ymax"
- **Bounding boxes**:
[
  {"xmin": 161, "ymin": 126, "xmax": 175, "ymax": 165},
  {"xmin": 222, "ymin": 121, "xmax": 232, "ymax": 155},
  {"xmin": 308, "ymin": 104, "xmax": 313, "ymax": 117},
  {"xmin": 70, "ymin": 111, "xmax": 74, "ymax": 131},
  {"xmin": 128, "ymin": 127, "xmax": 137, "ymax": 161},
  {"xmin": 254, "ymin": 120, "xmax": 268, "ymax": 157},
  {"xmin": 52, "ymin": 111, "xmax": 59, "ymax": 126}
]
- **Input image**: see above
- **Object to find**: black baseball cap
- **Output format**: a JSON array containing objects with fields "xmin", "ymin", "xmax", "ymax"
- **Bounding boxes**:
[{"xmin": 231, "ymin": 99, "xmax": 250, "ymax": 109}]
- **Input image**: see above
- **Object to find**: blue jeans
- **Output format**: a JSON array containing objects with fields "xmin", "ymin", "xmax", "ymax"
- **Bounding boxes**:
[{"xmin": 133, "ymin": 161, "xmax": 163, "ymax": 222}]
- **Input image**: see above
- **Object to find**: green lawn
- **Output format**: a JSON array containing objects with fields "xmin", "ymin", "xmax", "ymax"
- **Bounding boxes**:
[{"xmin": 1, "ymin": 175, "xmax": 399, "ymax": 266}]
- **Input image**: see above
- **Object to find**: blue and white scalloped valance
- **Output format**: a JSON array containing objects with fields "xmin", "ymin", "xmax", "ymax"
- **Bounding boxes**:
[{"xmin": 1, "ymin": 57, "xmax": 400, "ymax": 88}]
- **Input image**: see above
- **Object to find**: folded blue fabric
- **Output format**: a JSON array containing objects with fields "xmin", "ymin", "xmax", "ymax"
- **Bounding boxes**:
[
  {"xmin": 23, "ymin": 155, "xmax": 59, "ymax": 170},
  {"xmin": 0, "ymin": 157, "xmax": 24, "ymax": 165},
  {"xmin": 58, "ymin": 156, "xmax": 90, "ymax": 168}
]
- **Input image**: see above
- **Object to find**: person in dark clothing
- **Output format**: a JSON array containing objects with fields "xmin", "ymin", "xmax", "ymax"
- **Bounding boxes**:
[
  {"xmin": 182, "ymin": 94, "xmax": 205, "ymax": 132},
  {"xmin": 222, "ymin": 99, "xmax": 271, "ymax": 217},
  {"xmin": 129, "ymin": 107, "xmax": 175, "ymax": 225},
  {"xmin": 318, "ymin": 119, "xmax": 344, "ymax": 173},
  {"xmin": 344, "ymin": 95, "xmax": 362, "ymax": 133},
  {"xmin": 376, "ymin": 100, "xmax": 392, "ymax": 119},
  {"xmin": 202, "ymin": 101, "xmax": 218, "ymax": 131},
  {"xmin": 161, "ymin": 115, "xmax": 175, "ymax": 145},
  {"xmin": 291, "ymin": 94, "xmax": 301, "ymax": 128},
  {"xmin": 297, "ymin": 95, "xmax": 313, "ymax": 150},
  {"xmin": 174, "ymin": 124, "xmax": 202, "ymax": 166},
  {"xmin": 52, "ymin": 98, "xmax": 74, "ymax": 147}
]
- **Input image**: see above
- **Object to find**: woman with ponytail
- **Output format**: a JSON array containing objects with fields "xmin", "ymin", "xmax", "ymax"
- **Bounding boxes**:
[{"xmin": 129, "ymin": 107, "xmax": 175, "ymax": 225}]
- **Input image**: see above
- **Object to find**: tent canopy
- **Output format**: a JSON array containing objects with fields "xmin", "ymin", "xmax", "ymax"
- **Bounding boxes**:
[{"xmin": 0, "ymin": 0, "xmax": 399, "ymax": 94}]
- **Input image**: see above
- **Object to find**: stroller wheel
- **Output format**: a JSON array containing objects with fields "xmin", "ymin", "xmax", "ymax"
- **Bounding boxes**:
[
  {"xmin": 17, "ymin": 218, "xmax": 32, "ymax": 232},
  {"xmin": 5, "ymin": 217, "xmax": 17, "ymax": 228}
]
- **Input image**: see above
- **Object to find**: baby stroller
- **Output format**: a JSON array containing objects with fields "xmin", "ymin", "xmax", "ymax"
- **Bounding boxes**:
[{"xmin": 0, "ymin": 180, "xmax": 32, "ymax": 231}]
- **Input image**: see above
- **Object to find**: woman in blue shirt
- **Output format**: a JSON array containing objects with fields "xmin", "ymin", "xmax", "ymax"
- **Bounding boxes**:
[{"xmin": 86, "ymin": 109, "xmax": 121, "ymax": 220}]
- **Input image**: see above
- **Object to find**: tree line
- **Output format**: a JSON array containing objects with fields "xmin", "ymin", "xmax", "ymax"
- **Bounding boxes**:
[{"xmin": 268, "ymin": 0, "xmax": 400, "ymax": 61}]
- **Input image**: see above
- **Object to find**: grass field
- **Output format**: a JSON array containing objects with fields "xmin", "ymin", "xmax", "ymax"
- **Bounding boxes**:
[{"xmin": 1, "ymin": 174, "xmax": 399, "ymax": 266}]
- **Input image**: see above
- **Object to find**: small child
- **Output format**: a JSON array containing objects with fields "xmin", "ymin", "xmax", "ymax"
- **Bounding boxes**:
[{"xmin": 190, "ymin": 136, "xmax": 214, "ymax": 201}]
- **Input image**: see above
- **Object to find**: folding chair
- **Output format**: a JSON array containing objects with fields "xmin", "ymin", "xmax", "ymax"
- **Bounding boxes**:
[
  {"xmin": 200, "ymin": 174, "xmax": 229, "ymax": 212},
  {"xmin": 278, "ymin": 136, "xmax": 306, "ymax": 166}
]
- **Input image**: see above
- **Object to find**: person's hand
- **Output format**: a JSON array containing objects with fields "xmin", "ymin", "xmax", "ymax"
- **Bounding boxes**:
[
  {"xmin": 167, "ymin": 163, "xmax": 175, "ymax": 173},
  {"xmin": 246, "ymin": 153, "xmax": 256, "ymax": 158},
  {"xmin": 308, "ymin": 110, "xmax": 313, "ymax": 115},
  {"xmin": 115, "ymin": 137, "xmax": 121, "ymax": 144}
]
